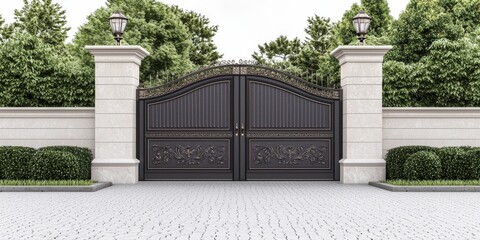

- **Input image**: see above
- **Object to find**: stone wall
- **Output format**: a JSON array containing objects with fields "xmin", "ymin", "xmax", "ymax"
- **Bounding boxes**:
[
  {"xmin": 383, "ymin": 107, "xmax": 480, "ymax": 156},
  {"xmin": 0, "ymin": 108, "xmax": 95, "ymax": 149}
]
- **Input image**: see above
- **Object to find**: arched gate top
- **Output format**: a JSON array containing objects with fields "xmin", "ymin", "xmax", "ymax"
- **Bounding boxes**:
[{"xmin": 137, "ymin": 64, "xmax": 341, "ymax": 100}]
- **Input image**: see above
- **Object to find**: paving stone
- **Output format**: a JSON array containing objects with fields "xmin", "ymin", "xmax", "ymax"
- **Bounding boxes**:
[{"xmin": 1, "ymin": 182, "xmax": 479, "ymax": 239}]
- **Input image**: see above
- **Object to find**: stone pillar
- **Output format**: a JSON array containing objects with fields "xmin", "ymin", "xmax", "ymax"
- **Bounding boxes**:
[
  {"xmin": 86, "ymin": 46, "xmax": 149, "ymax": 184},
  {"xmin": 331, "ymin": 46, "xmax": 392, "ymax": 184}
]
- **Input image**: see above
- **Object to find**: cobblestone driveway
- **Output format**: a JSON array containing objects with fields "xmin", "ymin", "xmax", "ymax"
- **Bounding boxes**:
[{"xmin": 1, "ymin": 182, "xmax": 479, "ymax": 240}]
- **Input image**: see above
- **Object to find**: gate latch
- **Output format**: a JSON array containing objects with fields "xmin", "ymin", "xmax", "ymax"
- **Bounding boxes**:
[{"xmin": 235, "ymin": 123, "xmax": 239, "ymax": 136}]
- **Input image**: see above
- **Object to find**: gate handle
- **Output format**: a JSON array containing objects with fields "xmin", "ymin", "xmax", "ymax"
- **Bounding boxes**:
[
  {"xmin": 240, "ymin": 123, "xmax": 245, "ymax": 137},
  {"xmin": 235, "ymin": 123, "xmax": 239, "ymax": 136}
]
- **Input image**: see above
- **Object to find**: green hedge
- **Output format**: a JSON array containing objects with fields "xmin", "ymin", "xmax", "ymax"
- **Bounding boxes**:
[
  {"xmin": 466, "ymin": 149, "xmax": 480, "ymax": 179},
  {"xmin": 387, "ymin": 146, "xmax": 480, "ymax": 181},
  {"xmin": 403, "ymin": 151, "xmax": 442, "ymax": 180},
  {"xmin": 38, "ymin": 146, "xmax": 92, "ymax": 180},
  {"xmin": 436, "ymin": 147, "xmax": 471, "ymax": 180},
  {"xmin": 385, "ymin": 146, "xmax": 438, "ymax": 180},
  {"xmin": 29, "ymin": 150, "xmax": 80, "ymax": 180},
  {"xmin": 0, "ymin": 146, "xmax": 36, "ymax": 180},
  {"xmin": 0, "ymin": 146, "xmax": 92, "ymax": 180}
]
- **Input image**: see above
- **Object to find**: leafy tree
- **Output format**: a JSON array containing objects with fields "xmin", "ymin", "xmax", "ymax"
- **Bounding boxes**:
[
  {"xmin": 252, "ymin": 35, "xmax": 302, "ymax": 67},
  {"xmin": 387, "ymin": 0, "xmax": 463, "ymax": 63},
  {"xmin": 252, "ymin": 18, "xmax": 339, "ymax": 84},
  {"xmin": 440, "ymin": 0, "xmax": 480, "ymax": 34},
  {"xmin": 169, "ymin": 6, "xmax": 222, "ymax": 66},
  {"xmin": 415, "ymin": 37, "xmax": 480, "ymax": 106},
  {"xmin": 383, "ymin": 36, "xmax": 480, "ymax": 107},
  {"xmin": 253, "ymin": 0, "xmax": 393, "ymax": 86},
  {"xmin": 0, "ymin": 15, "xmax": 5, "ymax": 41},
  {"xmin": 334, "ymin": 3, "xmax": 362, "ymax": 45},
  {"xmin": 362, "ymin": 0, "xmax": 393, "ymax": 37},
  {"xmin": 0, "ymin": 33, "xmax": 93, "ymax": 107},
  {"xmin": 383, "ymin": 61, "xmax": 422, "ymax": 107},
  {"xmin": 293, "ymin": 16, "xmax": 339, "ymax": 85},
  {"xmin": 10, "ymin": 0, "xmax": 69, "ymax": 46},
  {"xmin": 335, "ymin": 0, "xmax": 393, "ymax": 45},
  {"xmin": 295, "ymin": 16, "xmax": 336, "ymax": 70},
  {"xmin": 73, "ymin": 0, "xmax": 221, "ymax": 83}
]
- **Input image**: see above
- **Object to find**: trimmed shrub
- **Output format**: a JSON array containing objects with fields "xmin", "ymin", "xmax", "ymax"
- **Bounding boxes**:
[
  {"xmin": 38, "ymin": 146, "xmax": 93, "ymax": 180},
  {"xmin": 29, "ymin": 150, "xmax": 80, "ymax": 180},
  {"xmin": 403, "ymin": 151, "xmax": 442, "ymax": 180},
  {"xmin": 436, "ymin": 147, "xmax": 471, "ymax": 180},
  {"xmin": 466, "ymin": 149, "xmax": 480, "ymax": 179},
  {"xmin": 0, "ymin": 146, "xmax": 36, "ymax": 179},
  {"xmin": 386, "ymin": 146, "xmax": 438, "ymax": 179}
]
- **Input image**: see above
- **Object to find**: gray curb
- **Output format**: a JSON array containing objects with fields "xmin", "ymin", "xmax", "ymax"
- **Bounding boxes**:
[
  {"xmin": 369, "ymin": 181, "xmax": 480, "ymax": 192},
  {"xmin": 0, "ymin": 182, "xmax": 112, "ymax": 192}
]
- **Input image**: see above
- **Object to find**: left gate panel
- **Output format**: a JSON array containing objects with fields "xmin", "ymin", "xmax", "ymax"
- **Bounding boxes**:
[{"xmin": 138, "ymin": 77, "xmax": 235, "ymax": 180}]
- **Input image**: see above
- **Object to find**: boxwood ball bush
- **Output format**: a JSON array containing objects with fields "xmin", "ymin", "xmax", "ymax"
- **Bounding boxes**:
[
  {"xmin": 436, "ymin": 147, "xmax": 471, "ymax": 180},
  {"xmin": 38, "ymin": 146, "xmax": 93, "ymax": 179},
  {"xmin": 29, "ymin": 150, "xmax": 80, "ymax": 180},
  {"xmin": 385, "ymin": 146, "xmax": 438, "ymax": 180},
  {"xmin": 403, "ymin": 151, "xmax": 442, "ymax": 180},
  {"xmin": 0, "ymin": 146, "xmax": 36, "ymax": 180}
]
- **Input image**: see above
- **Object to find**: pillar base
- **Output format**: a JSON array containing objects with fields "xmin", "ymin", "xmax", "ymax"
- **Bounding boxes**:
[
  {"xmin": 91, "ymin": 159, "xmax": 139, "ymax": 184},
  {"xmin": 339, "ymin": 159, "xmax": 386, "ymax": 184}
]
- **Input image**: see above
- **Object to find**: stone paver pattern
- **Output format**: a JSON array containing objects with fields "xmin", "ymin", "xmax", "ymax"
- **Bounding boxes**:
[{"xmin": 1, "ymin": 182, "xmax": 479, "ymax": 240}]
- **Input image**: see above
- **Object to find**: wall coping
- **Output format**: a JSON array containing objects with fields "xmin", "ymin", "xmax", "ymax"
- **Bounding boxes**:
[
  {"xmin": 383, "ymin": 107, "xmax": 480, "ymax": 118},
  {"xmin": 86, "ymin": 46, "xmax": 150, "ymax": 65},
  {"xmin": 331, "ymin": 45, "xmax": 393, "ymax": 65},
  {"xmin": 0, "ymin": 107, "xmax": 94, "ymax": 118}
]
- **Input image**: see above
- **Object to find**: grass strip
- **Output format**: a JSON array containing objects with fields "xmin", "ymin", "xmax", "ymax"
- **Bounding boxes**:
[
  {"xmin": 385, "ymin": 179, "xmax": 480, "ymax": 186},
  {"xmin": 0, "ymin": 179, "xmax": 95, "ymax": 186}
]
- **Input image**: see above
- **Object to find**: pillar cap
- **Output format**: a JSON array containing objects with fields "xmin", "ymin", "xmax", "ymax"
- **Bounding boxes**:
[
  {"xmin": 86, "ymin": 45, "xmax": 150, "ymax": 65},
  {"xmin": 331, "ymin": 45, "xmax": 392, "ymax": 65}
]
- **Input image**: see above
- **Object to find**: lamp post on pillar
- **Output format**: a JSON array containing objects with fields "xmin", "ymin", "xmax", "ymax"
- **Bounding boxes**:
[
  {"xmin": 331, "ymin": 11, "xmax": 392, "ymax": 184},
  {"xmin": 86, "ymin": 12, "xmax": 150, "ymax": 184}
]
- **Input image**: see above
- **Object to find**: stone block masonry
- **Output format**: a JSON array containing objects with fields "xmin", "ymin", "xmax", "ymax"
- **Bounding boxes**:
[
  {"xmin": 86, "ymin": 46, "xmax": 150, "ymax": 184},
  {"xmin": 332, "ymin": 46, "xmax": 392, "ymax": 183}
]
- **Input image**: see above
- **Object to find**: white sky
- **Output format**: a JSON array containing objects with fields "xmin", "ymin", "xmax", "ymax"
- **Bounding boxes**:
[{"xmin": 0, "ymin": 0, "xmax": 409, "ymax": 60}]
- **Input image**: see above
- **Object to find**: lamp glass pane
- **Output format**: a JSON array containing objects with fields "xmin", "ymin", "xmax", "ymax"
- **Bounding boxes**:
[
  {"xmin": 110, "ymin": 18, "xmax": 122, "ymax": 34},
  {"xmin": 120, "ymin": 19, "xmax": 128, "ymax": 32},
  {"xmin": 360, "ymin": 21, "xmax": 367, "ymax": 33},
  {"xmin": 353, "ymin": 20, "xmax": 360, "ymax": 33}
]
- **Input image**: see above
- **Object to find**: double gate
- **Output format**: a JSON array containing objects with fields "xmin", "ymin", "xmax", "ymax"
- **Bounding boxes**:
[{"xmin": 137, "ymin": 65, "xmax": 342, "ymax": 180}]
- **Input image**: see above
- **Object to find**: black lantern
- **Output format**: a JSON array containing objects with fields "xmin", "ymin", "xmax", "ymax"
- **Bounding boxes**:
[
  {"xmin": 108, "ymin": 11, "xmax": 128, "ymax": 45},
  {"xmin": 352, "ymin": 11, "xmax": 371, "ymax": 45}
]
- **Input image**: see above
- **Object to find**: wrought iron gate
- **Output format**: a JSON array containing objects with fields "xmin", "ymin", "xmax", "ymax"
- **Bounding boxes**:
[{"xmin": 137, "ymin": 65, "xmax": 342, "ymax": 180}]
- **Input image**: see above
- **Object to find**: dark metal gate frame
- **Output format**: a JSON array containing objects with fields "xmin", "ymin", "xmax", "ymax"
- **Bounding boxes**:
[{"xmin": 137, "ymin": 65, "xmax": 342, "ymax": 181}]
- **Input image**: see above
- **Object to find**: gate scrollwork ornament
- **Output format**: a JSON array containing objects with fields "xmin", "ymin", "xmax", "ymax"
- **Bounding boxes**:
[
  {"xmin": 152, "ymin": 144, "xmax": 226, "ymax": 166},
  {"xmin": 254, "ymin": 145, "xmax": 328, "ymax": 166},
  {"xmin": 138, "ymin": 65, "xmax": 341, "ymax": 99}
]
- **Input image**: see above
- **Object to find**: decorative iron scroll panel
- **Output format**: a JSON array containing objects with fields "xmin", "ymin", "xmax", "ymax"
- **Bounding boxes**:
[
  {"xmin": 147, "ymin": 139, "xmax": 230, "ymax": 169},
  {"xmin": 249, "ymin": 139, "xmax": 331, "ymax": 170},
  {"xmin": 137, "ymin": 65, "xmax": 341, "ymax": 181}
]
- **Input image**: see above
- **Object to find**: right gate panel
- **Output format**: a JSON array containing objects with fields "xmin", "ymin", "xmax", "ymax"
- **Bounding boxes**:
[{"xmin": 245, "ymin": 76, "xmax": 340, "ymax": 180}]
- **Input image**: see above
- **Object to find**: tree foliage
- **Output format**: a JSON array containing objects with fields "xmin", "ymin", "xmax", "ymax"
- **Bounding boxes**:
[
  {"xmin": 0, "ymin": 0, "xmax": 93, "ymax": 107},
  {"xmin": 0, "ymin": 33, "xmax": 93, "ymax": 107},
  {"xmin": 0, "ymin": 0, "xmax": 223, "ymax": 107},
  {"xmin": 252, "ymin": 0, "xmax": 393, "ymax": 86},
  {"xmin": 387, "ymin": 0, "xmax": 463, "ymax": 63},
  {"xmin": 73, "ymin": 0, "xmax": 222, "ymax": 83},
  {"xmin": 169, "ymin": 6, "xmax": 221, "ymax": 66},
  {"xmin": 335, "ymin": 0, "xmax": 393, "ymax": 45},
  {"xmin": 10, "ymin": 0, "xmax": 69, "ymax": 46},
  {"xmin": 252, "ymin": 36, "xmax": 301, "ymax": 66},
  {"xmin": 383, "ymin": 0, "xmax": 480, "ymax": 107}
]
